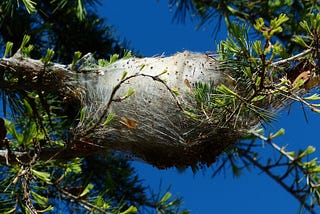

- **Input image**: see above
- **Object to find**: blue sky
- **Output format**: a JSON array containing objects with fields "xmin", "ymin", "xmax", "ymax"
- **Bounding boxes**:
[{"xmin": 98, "ymin": 1, "xmax": 319, "ymax": 213}]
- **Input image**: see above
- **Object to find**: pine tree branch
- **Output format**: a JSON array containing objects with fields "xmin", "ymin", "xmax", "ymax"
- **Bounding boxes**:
[
  {"xmin": 0, "ymin": 51, "xmax": 243, "ymax": 168},
  {"xmin": 240, "ymin": 130, "xmax": 320, "ymax": 213},
  {"xmin": 0, "ymin": 50, "xmax": 319, "ymax": 169},
  {"xmin": 54, "ymin": 184, "xmax": 109, "ymax": 213},
  {"xmin": 239, "ymin": 150, "xmax": 316, "ymax": 214},
  {"xmin": 0, "ymin": 51, "xmax": 74, "ymax": 98},
  {"xmin": 271, "ymin": 49, "xmax": 313, "ymax": 67},
  {"xmin": 0, "ymin": 143, "xmax": 109, "ymax": 165}
]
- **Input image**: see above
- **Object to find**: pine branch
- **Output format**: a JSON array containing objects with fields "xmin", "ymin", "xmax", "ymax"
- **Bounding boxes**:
[
  {"xmin": 271, "ymin": 49, "xmax": 313, "ymax": 67},
  {"xmin": 240, "ymin": 150, "xmax": 316, "ymax": 214},
  {"xmin": 54, "ymin": 184, "xmax": 109, "ymax": 213},
  {"xmin": 0, "ymin": 142, "xmax": 108, "ymax": 165},
  {"xmin": 240, "ymin": 130, "xmax": 320, "ymax": 213},
  {"xmin": 0, "ymin": 49, "xmax": 320, "ymax": 170}
]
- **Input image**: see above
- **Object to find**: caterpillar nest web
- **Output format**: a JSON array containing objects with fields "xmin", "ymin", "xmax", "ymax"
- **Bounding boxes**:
[{"xmin": 73, "ymin": 51, "xmax": 258, "ymax": 168}]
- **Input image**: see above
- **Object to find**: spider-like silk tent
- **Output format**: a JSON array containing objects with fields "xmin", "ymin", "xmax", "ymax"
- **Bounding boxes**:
[{"xmin": 75, "ymin": 51, "xmax": 244, "ymax": 167}]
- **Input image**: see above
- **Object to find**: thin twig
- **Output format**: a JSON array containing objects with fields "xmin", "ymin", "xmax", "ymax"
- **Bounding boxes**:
[
  {"xmin": 239, "ymin": 150, "xmax": 316, "ymax": 214},
  {"xmin": 247, "ymin": 130, "xmax": 320, "ymax": 213},
  {"xmin": 55, "ymin": 185, "xmax": 109, "ymax": 213},
  {"xmin": 271, "ymin": 49, "xmax": 313, "ymax": 67}
]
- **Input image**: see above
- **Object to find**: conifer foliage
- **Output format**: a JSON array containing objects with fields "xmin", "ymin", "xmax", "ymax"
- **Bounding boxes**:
[{"xmin": 1, "ymin": 0, "xmax": 320, "ymax": 213}]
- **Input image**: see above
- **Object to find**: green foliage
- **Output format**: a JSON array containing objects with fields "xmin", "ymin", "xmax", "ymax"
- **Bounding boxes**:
[
  {"xmin": 254, "ymin": 13, "xmax": 289, "ymax": 39},
  {"xmin": 64, "ymin": 158, "xmax": 83, "ymax": 175},
  {"xmin": 79, "ymin": 106, "xmax": 87, "ymax": 123},
  {"xmin": 22, "ymin": 0, "xmax": 37, "ymax": 13},
  {"xmin": 40, "ymin": 49, "xmax": 55, "ymax": 65},
  {"xmin": 123, "ymin": 50, "xmax": 132, "ymax": 59},
  {"xmin": 176, "ymin": 10, "xmax": 320, "ymax": 212},
  {"xmin": 19, "ymin": 35, "xmax": 34, "ymax": 57},
  {"xmin": 3, "ymin": 41, "xmax": 13, "ymax": 58},
  {"xmin": 31, "ymin": 191, "xmax": 53, "ymax": 211},
  {"xmin": 1, "ymin": 97, "xmax": 188, "ymax": 213},
  {"xmin": 110, "ymin": 53, "xmax": 120, "ymax": 64},
  {"xmin": 31, "ymin": 169, "xmax": 52, "ymax": 184},
  {"xmin": 3, "ymin": 0, "xmax": 320, "ymax": 213},
  {"xmin": 154, "ymin": 190, "xmax": 189, "ymax": 214},
  {"xmin": 120, "ymin": 206, "xmax": 138, "ymax": 214},
  {"xmin": 188, "ymin": 16, "xmax": 293, "ymax": 128},
  {"xmin": 171, "ymin": 0, "xmax": 320, "ymax": 53},
  {"xmin": 76, "ymin": 0, "xmax": 87, "ymax": 21},
  {"xmin": 293, "ymin": 12, "xmax": 320, "ymax": 50},
  {"xmin": 269, "ymin": 128, "xmax": 285, "ymax": 140},
  {"xmin": 3, "ymin": 0, "xmax": 89, "ymax": 20},
  {"xmin": 121, "ymin": 87, "xmax": 135, "ymax": 100},
  {"xmin": 0, "ymin": 2, "xmax": 188, "ymax": 213},
  {"xmin": 121, "ymin": 70, "xmax": 128, "ymax": 81},
  {"xmin": 98, "ymin": 50, "xmax": 132, "ymax": 67},
  {"xmin": 79, "ymin": 183, "xmax": 94, "ymax": 197},
  {"xmin": 98, "ymin": 58, "xmax": 109, "ymax": 67},
  {"xmin": 103, "ymin": 113, "xmax": 115, "ymax": 127},
  {"xmin": 0, "ymin": 0, "xmax": 125, "ymax": 63},
  {"xmin": 71, "ymin": 51, "xmax": 82, "ymax": 70}
]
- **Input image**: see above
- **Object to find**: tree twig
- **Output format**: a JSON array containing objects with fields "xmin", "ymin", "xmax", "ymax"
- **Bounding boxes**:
[
  {"xmin": 54, "ymin": 185, "xmax": 109, "ymax": 213},
  {"xmin": 239, "ymin": 149, "xmax": 316, "ymax": 214},
  {"xmin": 271, "ymin": 49, "xmax": 313, "ymax": 67}
]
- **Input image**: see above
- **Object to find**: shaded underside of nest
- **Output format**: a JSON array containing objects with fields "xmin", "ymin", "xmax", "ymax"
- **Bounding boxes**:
[{"xmin": 107, "ymin": 128, "xmax": 240, "ymax": 168}]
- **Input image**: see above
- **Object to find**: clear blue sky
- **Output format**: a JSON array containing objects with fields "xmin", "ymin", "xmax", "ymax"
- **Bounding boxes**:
[{"xmin": 98, "ymin": 1, "xmax": 319, "ymax": 213}]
